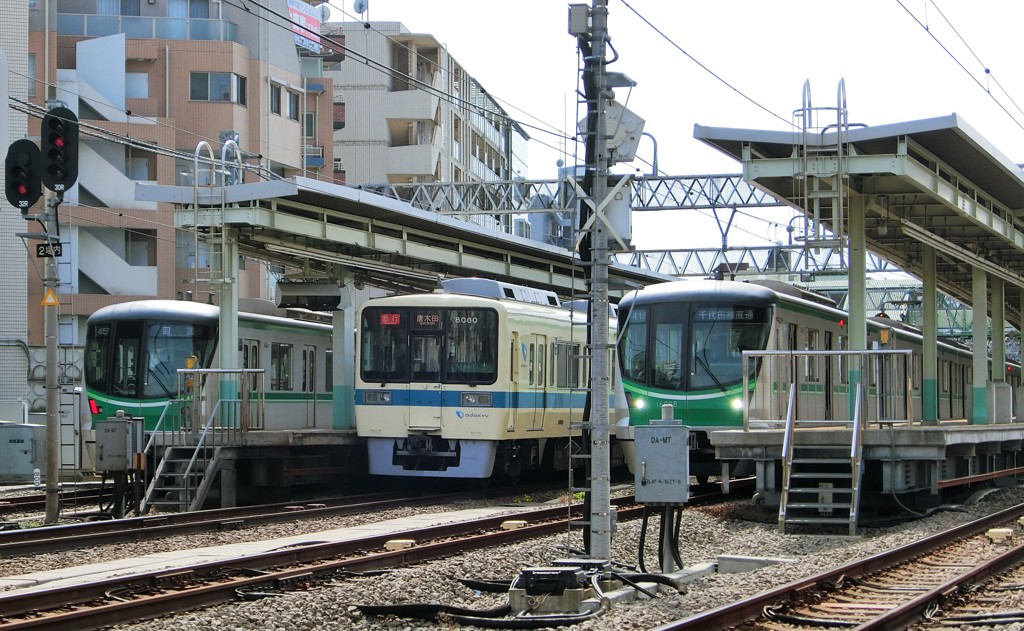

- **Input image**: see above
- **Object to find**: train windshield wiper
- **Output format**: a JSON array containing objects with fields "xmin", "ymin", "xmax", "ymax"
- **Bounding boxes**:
[{"xmin": 694, "ymin": 353, "xmax": 727, "ymax": 392}]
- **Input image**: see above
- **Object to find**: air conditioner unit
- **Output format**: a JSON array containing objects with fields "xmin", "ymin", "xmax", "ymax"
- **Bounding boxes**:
[{"xmin": 275, "ymin": 282, "xmax": 342, "ymax": 311}]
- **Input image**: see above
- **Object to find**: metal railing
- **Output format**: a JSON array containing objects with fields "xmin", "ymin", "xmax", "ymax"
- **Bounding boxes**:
[
  {"xmin": 140, "ymin": 368, "xmax": 265, "ymax": 512},
  {"xmin": 56, "ymin": 14, "xmax": 239, "ymax": 42},
  {"xmin": 742, "ymin": 349, "xmax": 913, "ymax": 429}
]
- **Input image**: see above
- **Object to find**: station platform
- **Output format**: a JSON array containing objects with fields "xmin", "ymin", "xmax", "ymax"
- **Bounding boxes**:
[
  {"xmin": 0, "ymin": 506, "xmax": 525, "ymax": 594},
  {"xmin": 710, "ymin": 419, "xmax": 1024, "ymax": 507}
]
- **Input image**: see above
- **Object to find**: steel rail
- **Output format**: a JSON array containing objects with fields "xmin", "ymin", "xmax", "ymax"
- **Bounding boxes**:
[
  {"xmin": 652, "ymin": 501, "xmax": 1024, "ymax": 630},
  {"xmin": 0, "ymin": 499, "xmax": 644, "ymax": 630},
  {"xmin": 0, "ymin": 484, "xmax": 567, "ymax": 556}
]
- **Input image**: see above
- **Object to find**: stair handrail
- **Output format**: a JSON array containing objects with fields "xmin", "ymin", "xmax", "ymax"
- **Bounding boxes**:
[
  {"xmin": 848, "ymin": 382, "xmax": 865, "ymax": 535},
  {"xmin": 777, "ymin": 382, "xmax": 799, "ymax": 533},
  {"xmin": 180, "ymin": 399, "xmax": 222, "ymax": 509}
]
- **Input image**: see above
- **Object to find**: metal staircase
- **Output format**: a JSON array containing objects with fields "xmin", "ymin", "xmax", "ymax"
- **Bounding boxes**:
[
  {"xmin": 778, "ymin": 384, "xmax": 864, "ymax": 536},
  {"xmin": 142, "ymin": 444, "xmax": 222, "ymax": 513}
]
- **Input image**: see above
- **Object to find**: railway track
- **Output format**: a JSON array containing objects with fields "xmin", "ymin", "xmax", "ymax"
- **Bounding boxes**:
[
  {"xmin": 0, "ymin": 496, "xmax": 644, "ymax": 630},
  {"xmin": 0, "ymin": 479, "xmax": 581, "ymax": 556},
  {"xmin": 653, "ymin": 501, "xmax": 1024, "ymax": 630},
  {"xmin": 0, "ymin": 487, "xmax": 109, "ymax": 517}
]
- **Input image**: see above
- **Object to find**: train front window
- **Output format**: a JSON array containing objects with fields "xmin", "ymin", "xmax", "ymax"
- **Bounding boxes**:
[
  {"xmin": 444, "ymin": 308, "xmax": 497, "ymax": 384},
  {"xmin": 688, "ymin": 305, "xmax": 770, "ymax": 390},
  {"xmin": 619, "ymin": 305, "xmax": 649, "ymax": 384},
  {"xmin": 360, "ymin": 308, "xmax": 409, "ymax": 383},
  {"xmin": 651, "ymin": 303, "xmax": 684, "ymax": 389},
  {"xmin": 143, "ymin": 321, "xmax": 215, "ymax": 399}
]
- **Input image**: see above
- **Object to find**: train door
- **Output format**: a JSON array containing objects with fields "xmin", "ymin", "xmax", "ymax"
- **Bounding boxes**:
[
  {"xmin": 409, "ymin": 333, "xmax": 442, "ymax": 430},
  {"xmin": 508, "ymin": 332, "xmax": 520, "ymax": 432},
  {"xmin": 242, "ymin": 339, "xmax": 260, "ymax": 394},
  {"xmin": 303, "ymin": 344, "xmax": 317, "ymax": 428},
  {"xmin": 529, "ymin": 334, "xmax": 547, "ymax": 430},
  {"xmin": 787, "ymin": 322, "xmax": 799, "ymax": 419},
  {"xmin": 824, "ymin": 331, "xmax": 833, "ymax": 421}
]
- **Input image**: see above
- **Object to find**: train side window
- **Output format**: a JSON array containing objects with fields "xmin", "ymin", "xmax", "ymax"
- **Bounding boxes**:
[
  {"xmin": 302, "ymin": 347, "xmax": 308, "ymax": 392},
  {"xmin": 941, "ymin": 360, "xmax": 949, "ymax": 393},
  {"xmin": 804, "ymin": 329, "xmax": 819, "ymax": 382},
  {"xmin": 554, "ymin": 341, "xmax": 581, "ymax": 388},
  {"xmin": 528, "ymin": 343, "xmax": 535, "ymax": 385},
  {"xmin": 536, "ymin": 339, "xmax": 545, "ymax": 387},
  {"xmin": 550, "ymin": 343, "xmax": 556, "ymax": 387},
  {"xmin": 302, "ymin": 345, "xmax": 316, "ymax": 393},
  {"xmin": 324, "ymin": 349, "xmax": 333, "ymax": 393},
  {"xmin": 271, "ymin": 342, "xmax": 292, "ymax": 391},
  {"xmin": 913, "ymin": 354, "xmax": 922, "ymax": 391},
  {"xmin": 838, "ymin": 335, "xmax": 848, "ymax": 385}
]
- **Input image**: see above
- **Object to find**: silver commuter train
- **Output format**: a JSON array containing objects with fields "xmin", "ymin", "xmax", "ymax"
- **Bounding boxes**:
[
  {"xmin": 615, "ymin": 279, "xmax": 1023, "ymax": 478},
  {"xmin": 355, "ymin": 278, "xmax": 611, "ymax": 481},
  {"xmin": 84, "ymin": 299, "xmax": 335, "ymax": 432}
]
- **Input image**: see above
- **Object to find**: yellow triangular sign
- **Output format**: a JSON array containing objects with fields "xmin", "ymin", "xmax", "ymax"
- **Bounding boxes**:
[{"xmin": 41, "ymin": 288, "xmax": 59, "ymax": 307}]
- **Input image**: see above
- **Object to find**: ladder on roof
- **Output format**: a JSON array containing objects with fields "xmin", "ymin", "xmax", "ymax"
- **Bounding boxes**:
[
  {"xmin": 792, "ymin": 79, "xmax": 851, "ymax": 258},
  {"xmin": 778, "ymin": 383, "xmax": 864, "ymax": 536}
]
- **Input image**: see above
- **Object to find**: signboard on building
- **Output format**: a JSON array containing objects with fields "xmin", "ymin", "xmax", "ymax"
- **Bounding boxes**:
[{"xmin": 288, "ymin": 0, "xmax": 323, "ymax": 53}]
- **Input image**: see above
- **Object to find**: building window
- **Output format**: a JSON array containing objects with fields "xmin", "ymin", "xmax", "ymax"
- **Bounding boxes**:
[
  {"xmin": 235, "ymin": 75, "xmax": 247, "ymax": 106},
  {"xmin": 190, "ymin": 72, "xmax": 246, "ymax": 104},
  {"xmin": 126, "ymin": 72, "xmax": 149, "ymax": 99},
  {"xmin": 332, "ymin": 101, "xmax": 345, "ymax": 130},
  {"xmin": 270, "ymin": 84, "xmax": 281, "ymax": 115},
  {"xmin": 27, "ymin": 54, "xmax": 35, "ymax": 97},
  {"xmin": 303, "ymin": 112, "xmax": 315, "ymax": 138},
  {"xmin": 287, "ymin": 91, "xmax": 300, "ymax": 121},
  {"xmin": 169, "ymin": 0, "xmax": 210, "ymax": 18}
]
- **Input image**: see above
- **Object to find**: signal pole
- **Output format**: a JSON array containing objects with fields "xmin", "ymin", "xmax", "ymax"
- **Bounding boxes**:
[
  {"xmin": 4, "ymin": 106, "xmax": 79, "ymax": 524},
  {"xmin": 42, "ymin": 197, "xmax": 59, "ymax": 524}
]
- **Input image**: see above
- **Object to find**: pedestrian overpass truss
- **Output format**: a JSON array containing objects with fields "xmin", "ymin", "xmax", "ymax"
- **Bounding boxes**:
[{"xmin": 357, "ymin": 174, "xmax": 784, "ymax": 215}]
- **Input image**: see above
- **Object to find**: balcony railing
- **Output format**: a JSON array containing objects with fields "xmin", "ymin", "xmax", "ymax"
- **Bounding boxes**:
[{"xmin": 57, "ymin": 14, "xmax": 239, "ymax": 42}]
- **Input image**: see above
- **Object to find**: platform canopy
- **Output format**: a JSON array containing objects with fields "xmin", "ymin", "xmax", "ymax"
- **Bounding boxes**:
[{"xmin": 695, "ymin": 114, "xmax": 1024, "ymax": 328}]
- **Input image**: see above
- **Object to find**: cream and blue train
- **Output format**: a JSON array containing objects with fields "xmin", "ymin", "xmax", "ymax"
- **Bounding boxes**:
[
  {"xmin": 355, "ymin": 278, "xmax": 603, "ymax": 481},
  {"xmin": 615, "ymin": 279, "xmax": 1023, "ymax": 482}
]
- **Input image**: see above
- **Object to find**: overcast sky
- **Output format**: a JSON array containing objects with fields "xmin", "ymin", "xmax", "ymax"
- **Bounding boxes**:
[{"xmin": 323, "ymin": 1, "xmax": 1024, "ymax": 250}]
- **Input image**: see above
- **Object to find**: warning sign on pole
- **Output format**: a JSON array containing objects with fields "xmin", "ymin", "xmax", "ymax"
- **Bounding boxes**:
[{"xmin": 41, "ymin": 288, "xmax": 58, "ymax": 307}]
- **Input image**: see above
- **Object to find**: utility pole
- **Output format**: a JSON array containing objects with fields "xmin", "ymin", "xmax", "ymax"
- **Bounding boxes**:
[{"xmin": 576, "ymin": 0, "xmax": 613, "ymax": 562}]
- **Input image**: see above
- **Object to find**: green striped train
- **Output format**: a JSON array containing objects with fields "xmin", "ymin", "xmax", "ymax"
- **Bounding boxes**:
[
  {"xmin": 614, "ymin": 279, "xmax": 1023, "ymax": 483},
  {"xmin": 84, "ymin": 300, "xmax": 334, "ymax": 431}
]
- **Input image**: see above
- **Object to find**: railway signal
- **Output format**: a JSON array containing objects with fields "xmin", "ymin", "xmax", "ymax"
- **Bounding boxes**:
[
  {"xmin": 40, "ymin": 106, "xmax": 79, "ymax": 194},
  {"xmin": 4, "ymin": 139, "xmax": 43, "ymax": 213}
]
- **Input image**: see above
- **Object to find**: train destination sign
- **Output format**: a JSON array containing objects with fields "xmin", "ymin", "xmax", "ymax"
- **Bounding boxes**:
[{"xmin": 694, "ymin": 307, "xmax": 756, "ymax": 322}]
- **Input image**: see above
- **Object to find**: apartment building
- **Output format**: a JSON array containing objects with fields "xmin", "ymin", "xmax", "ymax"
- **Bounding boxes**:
[
  {"xmin": 321, "ymin": 21, "xmax": 528, "ymax": 190},
  {"xmin": 16, "ymin": 0, "xmax": 335, "ymax": 413}
]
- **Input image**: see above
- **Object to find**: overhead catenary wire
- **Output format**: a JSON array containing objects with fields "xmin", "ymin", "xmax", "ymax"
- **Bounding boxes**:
[{"xmin": 895, "ymin": 0, "xmax": 1024, "ymax": 134}]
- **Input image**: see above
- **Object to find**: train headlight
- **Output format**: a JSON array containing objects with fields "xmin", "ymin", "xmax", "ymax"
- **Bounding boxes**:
[
  {"xmin": 364, "ymin": 390, "xmax": 392, "ymax": 405},
  {"xmin": 730, "ymin": 398, "xmax": 744, "ymax": 411},
  {"xmin": 461, "ymin": 392, "xmax": 492, "ymax": 406},
  {"xmin": 634, "ymin": 397, "xmax": 645, "ymax": 410}
]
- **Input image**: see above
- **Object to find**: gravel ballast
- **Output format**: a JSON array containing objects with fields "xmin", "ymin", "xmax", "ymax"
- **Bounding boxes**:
[{"xmin": 4, "ymin": 484, "xmax": 1024, "ymax": 630}]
